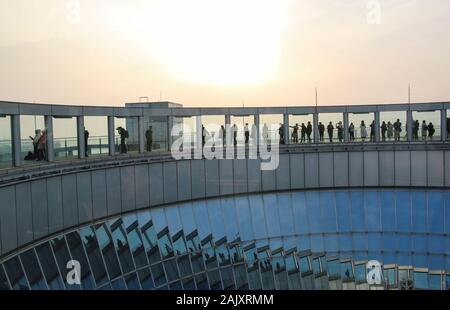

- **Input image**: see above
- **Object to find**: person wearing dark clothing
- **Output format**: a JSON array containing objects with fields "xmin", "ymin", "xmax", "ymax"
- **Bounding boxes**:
[
  {"xmin": 244, "ymin": 123, "xmax": 250, "ymax": 145},
  {"xmin": 300, "ymin": 123, "xmax": 307, "ymax": 143},
  {"xmin": 349, "ymin": 123, "xmax": 355, "ymax": 142},
  {"xmin": 290, "ymin": 124, "xmax": 299, "ymax": 143},
  {"xmin": 413, "ymin": 120, "xmax": 420, "ymax": 141},
  {"xmin": 318, "ymin": 122, "xmax": 325, "ymax": 142},
  {"xmin": 428, "ymin": 123, "xmax": 435, "ymax": 140},
  {"xmin": 84, "ymin": 128, "xmax": 89, "ymax": 157},
  {"xmin": 381, "ymin": 121, "xmax": 387, "ymax": 142},
  {"xmin": 145, "ymin": 126, "xmax": 153, "ymax": 152},
  {"xmin": 327, "ymin": 122, "xmax": 334, "ymax": 143},
  {"xmin": 337, "ymin": 122, "xmax": 344, "ymax": 142},
  {"xmin": 394, "ymin": 119, "xmax": 402, "ymax": 142},
  {"xmin": 370, "ymin": 121, "xmax": 376, "ymax": 142},
  {"xmin": 306, "ymin": 122, "xmax": 313, "ymax": 142},
  {"xmin": 278, "ymin": 124, "xmax": 285, "ymax": 144},
  {"xmin": 117, "ymin": 126, "xmax": 128, "ymax": 154}
]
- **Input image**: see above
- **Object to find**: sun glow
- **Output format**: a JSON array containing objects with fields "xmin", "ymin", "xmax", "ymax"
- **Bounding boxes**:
[{"xmin": 100, "ymin": 0, "xmax": 291, "ymax": 86}]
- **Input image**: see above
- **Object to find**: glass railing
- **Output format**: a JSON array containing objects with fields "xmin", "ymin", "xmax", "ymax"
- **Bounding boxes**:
[{"xmin": 0, "ymin": 139, "xmax": 12, "ymax": 168}]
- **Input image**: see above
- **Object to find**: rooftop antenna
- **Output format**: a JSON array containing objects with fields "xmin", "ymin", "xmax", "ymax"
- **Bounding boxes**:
[
  {"xmin": 408, "ymin": 83, "xmax": 411, "ymax": 105},
  {"xmin": 315, "ymin": 87, "xmax": 318, "ymax": 108}
]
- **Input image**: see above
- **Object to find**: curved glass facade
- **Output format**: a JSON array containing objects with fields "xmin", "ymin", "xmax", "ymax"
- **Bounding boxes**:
[{"xmin": 0, "ymin": 188, "xmax": 449, "ymax": 290}]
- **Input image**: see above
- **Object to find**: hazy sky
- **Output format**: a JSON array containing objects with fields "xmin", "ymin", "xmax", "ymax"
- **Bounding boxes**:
[{"xmin": 1, "ymin": 0, "xmax": 450, "ymax": 108}]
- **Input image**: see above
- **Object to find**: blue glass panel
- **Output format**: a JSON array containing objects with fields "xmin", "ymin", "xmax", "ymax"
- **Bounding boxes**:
[
  {"xmin": 335, "ymin": 191, "xmax": 351, "ymax": 232},
  {"xmin": 396, "ymin": 191, "xmax": 411, "ymax": 232},
  {"xmin": 150, "ymin": 208, "xmax": 168, "ymax": 235},
  {"xmin": 165, "ymin": 206, "xmax": 182, "ymax": 234},
  {"xmin": 278, "ymin": 193, "xmax": 295, "ymax": 236},
  {"xmin": 137, "ymin": 268, "xmax": 154, "ymax": 290},
  {"xmin": 320, "ymin": 192, "xmax": 337, "ymax": 233},
  {"xmin": 364, "ymin": 191, "xmax": 380, "ymax": 231},
  {"xmin": 220, "ymin": 197, "xmax": 239, "ymax": 241},
  {"xmin": 428, "ymin": 191, "xmax": 444, "ymax": 234},
  {"xmin": 263, "ymin": 194, "xmax": 281, "ymax": 237},
  {"xmin": 412, "ymin": 191, "xmax": 427, "ymax": 233},
  {"xmin": 428, "ymin": 235, "xmax": 445, "ymax": 254},
  {"xmin": 350, "ymin": 191, "xmax": 366, "ymax": 232},
  {"xmin": 382, "ymin": 233, "xmax": 397, "ymax": 252},
  {"xmin": 429, "ymin": 274, "xmax": 442, "ymax": 290},
  {"xmin": 327, "ymin": 260, "xmax": 340, "ymax": 279},
  {"xmin": 292, "ymin": 192, "xmax": 309, "ymax": 235},
  {"xmin": 352, "ymin": 233, "xmax": 367, "ymax": 252},
  {"xmin": 413, "ymin": 272, "xmax": 429, "ymax": 290},
  {"xmin": 178, "ymin": 203, "xmax": 197, "ymax": 235},
  {"xmin": 248, "ymin": 195, "xmax": 267, "ymax": 239},
  {"xmin": 341, "ymin": 262, "xmax": 354, "ymax": 281},
  {"xmin": 382, "ymin": 252, "xmax": 397, "ymax": 265},
  {"xmin": 413, "ymin": 235, "xmax": 427, "ymax": 253},
  {"xmin": 235, "ymin": 196, "xmax": 254, "ymax": 241},
  {"xmin": 296, "ymin": 236, "xmax": 310, "ymax": 252},
  {"xmin": 0, "ymin": 265, "xmax": 10, "ymax": 290},
  {"xmin": 310, "ymin": 235, "xmax": 324, "ymax": 252},
  {"xmin": 367, "ymin": 233, "xmax": 382, "ymax": 252},
  {"xmin": 413, "ymin": 254, "xmax": 428, "ymax": 268},
  {"xmin": 428, "ymin": 255, "xmax": 445, "ymax": 271},
  {"xmin": 306, "ymin": 192, "xmax": 321, "ymax": 234},
  {"xmin": 125, "ymin": 273, "xmax": 141, "ymax": 290},
  {"xmin": 339, "ymin": 234, "xmax": 352, "ymax": 252},
  {"xmin": 192, "ymin": 201, "xmax": 211, "ymax": 240},
  {"xmin": 397, "ymin": 235, "xmax": 412, "ymax": 253},
  {"xmin": 445, "ymin": 193, "xmax": 450, "ymax": 234},
  {"xmin": 35, "ymin": 243, "xmax": 65, "ymax": 290},
  {"xmin": 111, "ymin": 278, "xmax": 127, "ymax": 290},
  {"xmin": 20, "ymin": 250, "xmax": 47, "ymax": 290},
  {"xmin": 207, "ymin": 199, "xmax": 226, "ymax": 241},
  {"xmin": 397, "ymin": 253, "xmax": 412, "ymax": 266},
  {"xmin": 354, "ymin": 264, "xmax": 366, "ymax": 283},
  {"xmin": 380, "ymin": 191, "xmax": 396, "ymax": 232},
  {"xmin": 324, "ymin": 234, "xmax": 339, "ymax": 252}
]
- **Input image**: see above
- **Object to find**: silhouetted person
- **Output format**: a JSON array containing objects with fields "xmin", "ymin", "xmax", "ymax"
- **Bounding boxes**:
[
  {"xmin": 381, "ymin": 121, "xmax": 387, "ymax": 141},
  {"xmin": 306, "ymin": 121, "xmax": 313, "ymax": 142},
  {"xmin": 421, "ymin": 120, "xmax": 428, "ymax": 141},
  {"xmin": 337, "ymin": 121, "xmax": 344, "ymax": 142},
  {"xmin": 327, "ymin": 122, "xmax": 334, "ymax": 143},
  {"xmin": 219, "ymin": 125, "xmax": 226, "ymax": 146},
  {"xmin": 349, "ymin": 123, "xmax": 355, "ymax": 142},
  {"xmin": 145, "ymin": 126, "xmax": 153, "ymax": 152},
  {"xmin": 318, "ymin": 122, "xmax": 325, "ymax": 142},
  {"xmin": 244, "ymin": 123, "xmax": 250, "ymax": 144},
  {"xmin": 300, "ymin": 123, "xmax": 307, "ymax": 143},
  {"xmin": 413, "ymin": 120, "xmax": 420, "ymax": 141},
  {"xmin": 394, "ymin": 119, "xmax": 402, "ymax": 142},
  {"xmin": 428, "ymin": 122, "xmax": 435, "ymax": 140},
  {"xmin": 232, "ymin": 124, "xmax": 238, "ymax": 146},
  {"xmin": 370, "ymin": 121, "xmax": 376, "ymax": 142},
  {"xmin": 84, "ymin": 128, "xmax": 89, "ymax": 157},
  {"xmin": 290, "ymin": 123, "xmax": 299, "ymax": 143},
  {"xmin": 387, "ymin": 122, "xmax": 394, "ymax": 140},
  {"xmin": 360, "ymin": 121, "xmax": 367, "ymax": 142},
  {"xmin": 37, "ymin": 130, "xmax": 47, "ymax": 161},
  {"xmin": 117, "ymin": 126, "xmax": 128, "ymax": 153},
  {"xmin": 278, "ymin": 124, "xmax": 285, "ymax": 144}
]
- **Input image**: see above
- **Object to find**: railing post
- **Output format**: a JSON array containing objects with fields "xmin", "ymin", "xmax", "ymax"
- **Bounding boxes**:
[
  {"xmin": 407, "ymin": 109, "xmax": 413, "ymax": 142},
  {"xmin": 441, "ymin": 108, "xmax": 447, "ymax": 141},
  {"xmin": 138, "ymin": 116, "xmax": 145, "ymax": 153},
  {"xmin": 374, "ymin": 111, "xmax": 381, "ymax": 142},
  {"xmin": 195, "ymin": 115, "xmax": 203, "ymax": 158},
  {"xmin": 343, "ymin": 112, "xmax": 349, "ymax": 143},
  {"xmin": 11, "ymin": 114, "xmax": 21, "ymax": 167},
  {"xmin": 45, "ymin": 115, "xmax": 54, "ymax": 162},
  {"xmin": 283, "ymin": 113, "xmax": 289, "ymax": 145},
  {"xmin": 77, "ymin": 116, "xmax": 85, "ymax": 159},
  {"xmin": 313, "ymin": 112, "xmax": 319, "ymax": 144},
  {"xmin": 108, "ymin": 116, "xmax": 115, "ymax": 156}
]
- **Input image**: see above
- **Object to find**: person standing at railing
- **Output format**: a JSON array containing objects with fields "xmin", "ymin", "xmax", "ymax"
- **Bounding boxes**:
[
  {"xmin": 337, "ymin": 122, "xmax": 344, "ymax": 143},
  {"xmin": 29, "ymin": 129, "xmax": 41, "ymax": 155},
  {"xmin": 278, "ymin": 123, "xmax": 285, "ymax": 144},
  {"xmin": 37, "ymin": 130, "xmax": 47, "ymax": 161},
  {"xmin": 327, "ymin": 122, "xmax": 334, "ymax": 143},
  {"xmin": 349, "ymin": 123, "xmax": 355, "ymax": 142},
  {"xmin": 244, "ymin": 123, "xmax": 250, "ymax": 145},
  {"xmin": 318, "ymin": 122, "xmax": 325, "ymax": 142},
  {"xmin": 219, "ymin": 125, "xmax": 226, "ymax": 146},
  {"xmin": 146, "ymin": 126, "xmax": 153, "ymax": 152},
  {"xmin": 421, "ymin": 121, "xmax": 428, "ymax": 141},
  {"xmin": 394, "ymin": 119, "xmax": 402, "ymax": 142},
  {"xmin": 300, "ymin": 123, "xmax": 306, "ymax": 143},
  {"xmin": 232, "ymin": 124, "xmax": 238, "ymax": 146},
  {"xmin": 84, "ymin": 128, "xmax": 89, "ymax": 157},
  {"xmin": 360, "ymin": 121, "xmax": 367, "ymax": 142},
  {"xmin": 387, "ymin": 122, "xmax": 394, "ymax": 141},
  {"xmin": 262, "ymin": 123, "xmax": 269, "ymax": 145},
  {"xmin": 381, "ymin": 121, "xmax": 387, "ymax": 142},
  {"xmin": 370, "ymin": 121, "xmax": 376, "ymax": 142},
  {"xmin": 117, "ymin": 126, "xmax": 128, "ymax": 153},
  {"xmin": 413, "ymin": 120, "xmax": 420, "ymax": 141},
  {"xmin": 290, "ymin": 123, "xmax": 299, "ymax": 143},
  {"xmin": 306, "ymin": 121, "xmax": 313, "ymax": 143},
  {"xmin": 428, "ymin": 122, "xmax": 435, "ymax": 140}
]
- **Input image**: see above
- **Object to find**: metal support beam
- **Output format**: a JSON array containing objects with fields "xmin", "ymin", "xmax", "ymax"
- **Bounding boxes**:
[
  {"xmin": 77, "ymin": 116, "xmax": 85, "ymax": 159},
  {"xmin": 374, "ymin": 111, "xmax": 381, "ymax": 142},
  {"xmin": 108, "ymin": 116, "xmax": 115, "ymax": 156},
  {"xmin": 11, "ymin": 114, "xmax": 21, "ymax": 167},
  {"xmin": 441, "ymin": 109, "xmax": 447, "ymax": 141},
  {"xmin": 407, "ymin": 109, "xmax": 413, "ymax": 142},
  {"xmin": 283, "ymin": 113, "xmax": 289, "ymax": 145},
  {"xmin": 195, "ymin": 115, "xmax": 203, "ymax": 158},
  {"xmin": 254, "ymin": 114, "xmax": 260, "ymax": 146},
  {"xmin": 313, "ymin": 113, "xmax": 319, "ymax": 144},
  {"xmin": 45, "ymin": 115, "xmax": 54, "ymax": 162},
  {"xmin": 343, "ymin": 112, "xmax": 349, "ymax": 143},
  {"xmin": 138, "ymin": 116, "xmax": 145, "ymax": 153}
]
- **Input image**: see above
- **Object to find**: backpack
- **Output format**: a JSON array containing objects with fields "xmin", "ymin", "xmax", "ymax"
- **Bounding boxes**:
[{"xmin": 124, "ymin": 130, "xmax": 129, "ymax": 138}]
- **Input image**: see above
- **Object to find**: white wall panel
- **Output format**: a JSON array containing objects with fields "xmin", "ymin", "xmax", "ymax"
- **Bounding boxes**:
[
  {"xmin": 349, "ymin": 152, "xmax": 364, "ymax": 187},
  {"xmin": 290, "ymin": 153, "xmax": 305, "ymax": 190},
  {"xmin": 333, "ymin": 152, "xmax": 349, "ymax": 188},
  {"xmin": 134, "ymin": 165, "xmax": 150, "ymax": 209},
  {"xmin": 411, "ymin": 151, "xmax": 427, "ymax": 187},
  {"xmin": 319, "ymin": 153, "xmax": 334, "ymax": 188},
  {"xmin": 91, "ymin": 170, "xmax": 108, "ymax": 219}
]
